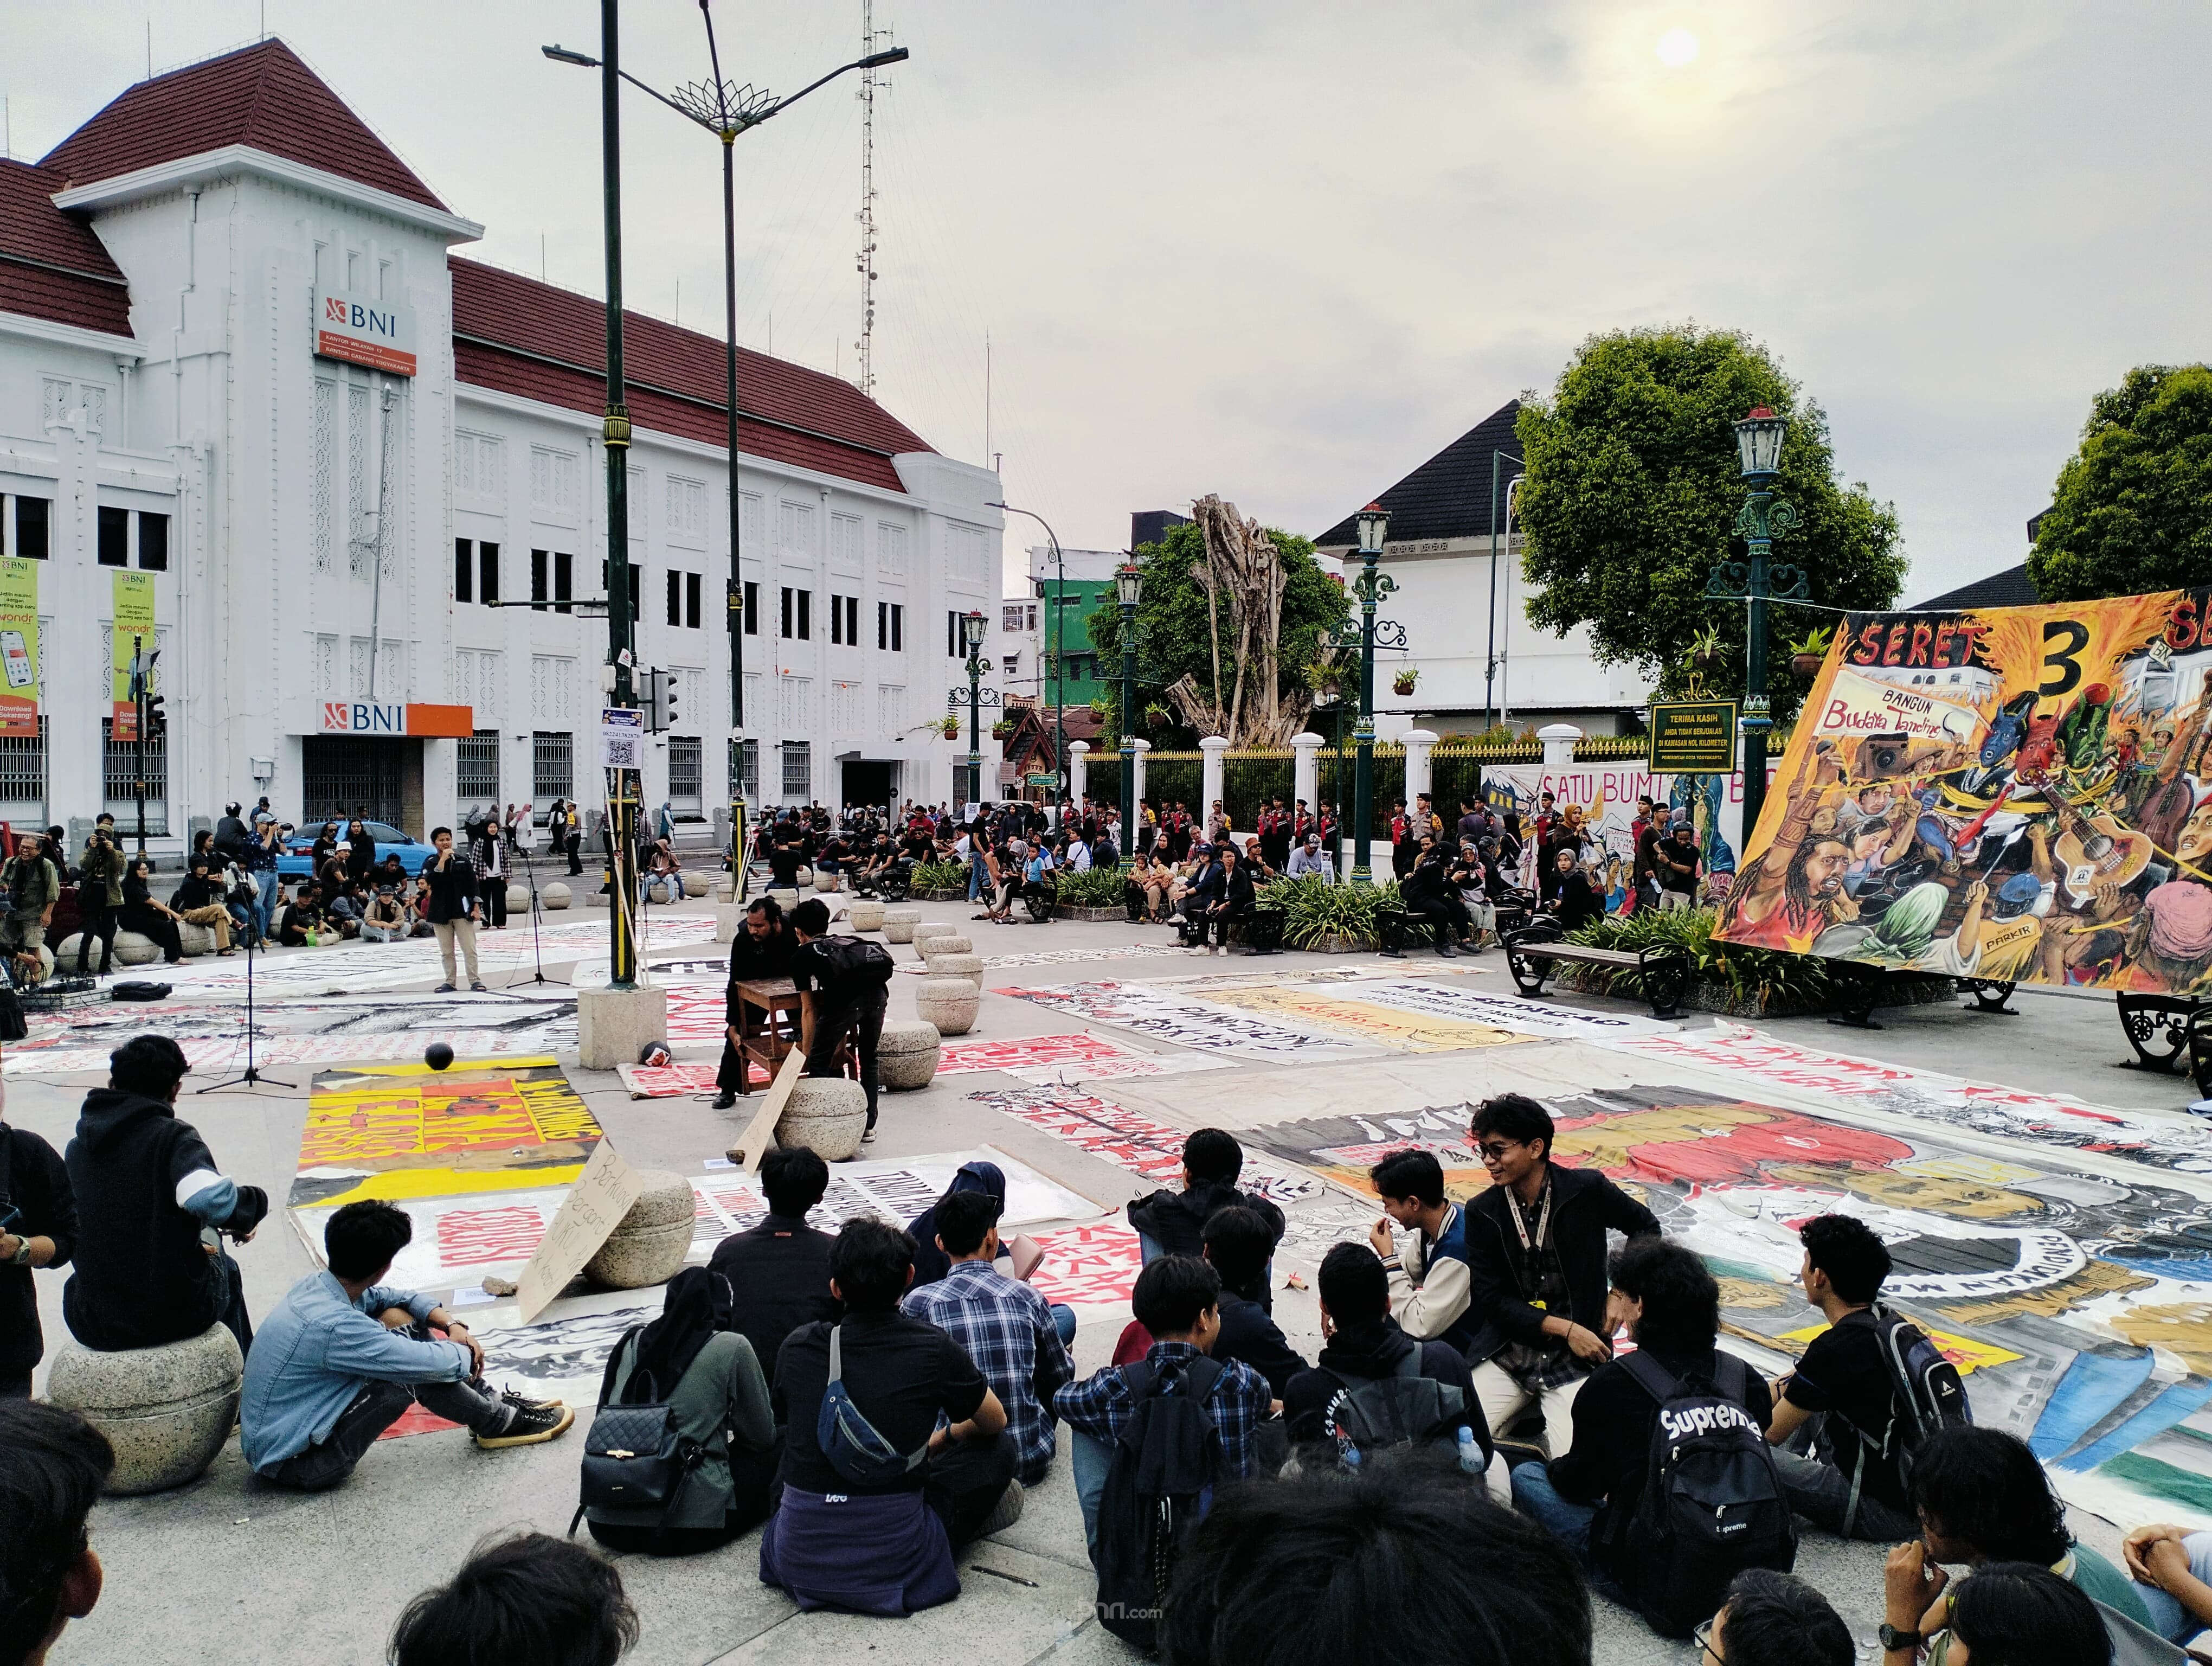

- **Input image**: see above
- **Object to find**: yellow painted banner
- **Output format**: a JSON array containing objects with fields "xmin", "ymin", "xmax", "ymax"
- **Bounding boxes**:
[
  {"xmin": 1776, "ymin": 1321, "xmax": 2022, "ymax": 1376},
  {"xmin": 1204, "ymin": 984, "xmax": 1530, "ymax": 1053},
  {"xmin": 1715, "ymin": 587, "xmax": 2212, "ymax": 993},
  {"xmin": 110, "ymin": 570, "xmax": 153, "ymax": 741},
  {"xmin": 0, "ymin": 558, "xmax": 38, "ymax": 736}
]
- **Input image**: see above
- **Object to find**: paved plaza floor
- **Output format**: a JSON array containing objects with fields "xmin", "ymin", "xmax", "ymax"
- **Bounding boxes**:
[{"xmin": 14, "ymin": 898, "xmax": 2212, "ymax": 1665}]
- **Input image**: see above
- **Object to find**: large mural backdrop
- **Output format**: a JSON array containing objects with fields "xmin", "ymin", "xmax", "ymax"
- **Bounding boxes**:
[{"xmin": 1715, "ymin": 589, "xmax": 2212, "ymax": 992}]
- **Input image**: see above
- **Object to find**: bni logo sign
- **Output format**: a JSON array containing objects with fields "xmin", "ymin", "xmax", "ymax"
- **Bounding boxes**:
[{"xmin": 312, "ymin": 286, "xmax": 419, "ymax": 377}]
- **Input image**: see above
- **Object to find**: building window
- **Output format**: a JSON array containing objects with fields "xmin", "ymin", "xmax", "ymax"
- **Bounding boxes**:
[
  {"xmin": 667, "ymin": 568, "xmax": 682, "ymax": 628},
  {"xmin": 0, "ymin": 714, "xmax": 47, "ymax": 815},
  {"xmin": 13, "ymin": 497, "xmax": 45, "ymax": 561},
  {"xmin": 532, "ymin": 730, "xmax": 575, "ymax": 805},
  {"xmin": 454, "ymin": 537, "xmax": 473, "ymax": 603},
  {"xmin": 312, "ymin": 379, "xmax": 336, "ymax": 573},
  {"xmin": 782, "ymin": 587, "xmax": 812, "ymax": 640},
  {"xmin": 138, "ymin": 512, "xmax": 168, "ymax": 571},
  {"xmin": 831, "ymin": 511, "xmax": 863, "ymax": 570},
  {"xmin": 686, "ymin": 573, "xmax": 702, "ymax": 630},
  {"xmin": 668, "ymin": 735, "xmax": 703, "ymax": 812},
  {"xmin": 948, "ymin": 523, "xmax": 988, "ymax": 582},
  {"xmin": 100, "ymin": 716, "xmax": 168, "ymax": 836},
  {"xmin": 457, "ymin": 729, "xmax": 501, "ymax": 805},
  {"xmin": 777, "ymin": 500, "xmax": 814, "ymax": 555},
  {"xmin": 531, "ymin": 446, "xmax": 580, "ymax": 520},
  {"xmin": 532, "ymin": 549, "xmax": 549, "ymax": 611},
  {"xmin": 1002, "ymin": 604, "xmax": 1024, "ymax": 633},
  {"xmin": 1004, "ymin": 651, "xmax": 1021, "ymax": 679},
  {"xmin": 98, "ymin": 505, "xmax": 129, "ymax": 567},
  {"xmin": 947, "ymin": 610, "xmax": 961, "ymax": 657},
  {"xmin": 479, "ymin": 541, "xmax": 500, "ymax": 605},
  {"xmin": 743, "ymin": 579, "xmax": 759, "ymax": 636},
  {"xmin": 555, "ymin": 550, "xmax": 574, "ymax": 613},
  {"xmin": 666, "ymin": 476, "xmax": 705, "ymax": 544},
  {"xmin": 878, "ymin": 601, "xmax": 903, "ymax": 652},
  {"xmin": 781, "ymin": 740, "xmax": 812, "ymax": 800},
  {"xmin": 829, "ymin": 593, "xmax": 844, "ymax": 646},
  {"xmin": 456, "ymin": 431, "xmax": 504, "ymax": 502}
]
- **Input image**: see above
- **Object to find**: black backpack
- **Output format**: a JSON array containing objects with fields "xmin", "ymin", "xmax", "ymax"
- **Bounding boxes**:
[
  {"xmin": 812, "ymin": 933, "xmax": 896, "ymax": 990},
  {"xmin": 1616, "ymin": 1351, "xmax": 1798, "ymax": 1638},
  {"xmin": 568, "ymin": 1324, "xmax": 707, "ymax": 1546},
  {"xmin": 1825, "ymin": 1305, "xmax": 1972, "ymax": 1530},
  {"xmin": 1313, "ymin": 1350, "xmax": 1483, "ymax": 1474},
  {"xmin": 1093, "ymin": 1357, "xmax": 1225, "ymax": 1651}
]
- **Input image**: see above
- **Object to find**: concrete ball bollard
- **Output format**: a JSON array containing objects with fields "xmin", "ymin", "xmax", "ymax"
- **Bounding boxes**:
[
  {"xmin": 506, "ymin": 883, "xmax": 531, "ymax": 913},
  {"xmin": 915, "ymin": 977, "xmax": 980, "ymax": 1036},
  {"xmin": 813, "ymin": 868, "xmax": 840, "ymax": 893},
  {"xmin": 920, "ymin": 933, "xmax": 974, "ymax": 964},
  {"xmin": 882, "ymin": 906, "xmax": 922, "ymax": 944},
  {"xmin": 928, "ymin": 951, "xmax": 986, "ymax": 991},
  {"xmin": 877, "ymin": 1019, "xmax": 942, "ymax": 1089},
  {"xmin": 776, "ymin": 1077, "xmax": 869, "ymax": 1161},
  {"xmin": 584, "ymin": 1169, "xmax": 696, "ymax": 1290},
  {"xmin": 110, "ymin": 930, "xmax": 163, "ymax": 966},
  {"xmin": 177, "ymin": 920, "xmax": 223, "ymax": 957},
  {"xmin": 685, "ymin": 871, "xmax": 711, "ymax": 898},
  {"xmin": 847, "ymin": 898, "xmax": 886, "ymax": 932},
  {"xmin": 587, "ymin": 889, "xmax": 610, "ymax": 907},
  {"xmin": 542, "ymin": 881, "xmax": 573, "ymax": 910},
  {"xmin": 46, "ymin": 1324, "xmax": 243, "ymax": 1496}
]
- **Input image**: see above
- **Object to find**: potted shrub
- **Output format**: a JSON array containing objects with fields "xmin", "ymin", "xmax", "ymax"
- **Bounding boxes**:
[
  {"xmin": 1788, "ymin": 625, "xmax": 1835, "ymax": 679},
  {"xmin": 1144, "ymin": 702, "xmax": 1172, "ymax": 731},
  {"xmin": 1687, "ymin": 624, "xmax": 1723, "ymax": 670},
  {"xmin": 938, "ymin": 715, "xmax": 960, "ymax": 740},
  {"xmin": 1392, "ymin": 667, "xmax": 1419, "ymax": 697},
  {"xmin": 991, "ymin": 717, "xmax": 1015, "ymax": 740}
]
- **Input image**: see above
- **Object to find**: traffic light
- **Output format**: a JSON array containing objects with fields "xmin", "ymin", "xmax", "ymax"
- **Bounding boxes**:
[
  {"xmin": 645, "ymin": 668, "xmax": 679, "ymax": 732},
  {"xmin": 144, "ymin": 691, "xmax": 167, "ymax": 740}
]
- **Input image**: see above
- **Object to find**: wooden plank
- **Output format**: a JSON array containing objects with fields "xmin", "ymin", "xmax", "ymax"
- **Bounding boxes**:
[{"xmin": 726, "ymin": 1045, "xmax": 807, "ymax": 1174}]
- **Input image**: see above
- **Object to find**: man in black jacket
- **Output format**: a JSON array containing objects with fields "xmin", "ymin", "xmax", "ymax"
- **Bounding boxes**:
[
  {"xmin": 1, "ymin": 1089, "xmax": 78, "ymax": 1398},
  {"xmin": 1129, "ymin": 1128, "xmax": 1285, "ymax": 1263},
  {"xmin": 788, "ymin": 898, "xmax": 891, "ymax": 1139},
  {"xmin": 708, "ymin": 1145, "xmax": 839, "ymax": 1377},
  {"xmin": 1284, "ymin": 1242, "xmax": 1490, "ymax": 1469},
  {"xmin": 713, "ymin": 896, "xmax": 798, "ymax": 1108},
  {"xmin": 423, "ymin": 826, "xmax": 485, "ymax": 992},
  {"xmin": 1461, "ymin": 1093, "xmax": 1659, "ymax": 1460},
  {"xmin": 63, "ymin": 1035, "xmax": 267, "ymax": 1357},
  {"xmin": 1200, "ymin": 1205, "xmax": 1306, "ymax": 1398}
]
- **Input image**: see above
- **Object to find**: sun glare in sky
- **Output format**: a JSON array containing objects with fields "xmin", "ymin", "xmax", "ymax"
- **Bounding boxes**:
[{"xmin": 1656, "ymin": 28, "xmax": 1701, "ymax": 68}]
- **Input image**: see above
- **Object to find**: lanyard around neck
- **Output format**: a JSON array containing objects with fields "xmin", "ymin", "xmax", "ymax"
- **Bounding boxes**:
[{"xmin": 1502, "ymin": 1171, "xmax": 1554, "ymax": 1257}]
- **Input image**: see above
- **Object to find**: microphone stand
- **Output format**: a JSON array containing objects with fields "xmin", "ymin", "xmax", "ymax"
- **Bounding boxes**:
[
  {"xmin": 503, "ymin": 837, "xmax": 551, "ymax": 990},
  {"xmin": 198, "ymin": 908, "xmax": 293, "ymax": 1092}
]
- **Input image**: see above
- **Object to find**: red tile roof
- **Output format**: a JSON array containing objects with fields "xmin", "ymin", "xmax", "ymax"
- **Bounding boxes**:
[
  {"xmin": 39, "ymin": 39, "xmax": 446, "ymax": 212},
  {"xmin": 0, "ymin": 160, "xmax": 133, "ymax": 336},
  {"xmin": 450, "ymin": 258, "xmax": 933, "ymax": 494}
]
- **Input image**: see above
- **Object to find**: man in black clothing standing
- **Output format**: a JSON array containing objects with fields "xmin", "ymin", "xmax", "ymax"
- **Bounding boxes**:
[
  {"xmin": 74, "ymin": 817, "xmax": 125, "ymax": 976},
  {"xmin": 709, "ymin": 1146, "xmax": 838, "ymax": 1376},
  {"xmin": 788, "ymin": 898, "xmax": 890, "ymax": 1140},
  {"xmin": 65, "ymin": 1035, "xmax": 266, "ymax": 1358},
  {"xmin": 423, "ymin": 827, "xmax": 484, "ymax": 992},
  {"xmin": 713, "ymin": 897, "xmax": 797, "ymax": 1108},
  {"xmin": 1461, "ymin": 1093, "xmax": 1659, "ymax": 1459},
  {"xmin": 0, "ymin": 1089, "xmax": 77, "ymax": 1398}
]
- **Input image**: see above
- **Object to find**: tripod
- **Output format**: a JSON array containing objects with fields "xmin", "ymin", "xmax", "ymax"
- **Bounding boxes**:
[
  {"xmin": 503, "ymin": 838, "xmax": 552, "ymax": 990},
  {"xmin": 198, "ymin": 912, "xmax": 294, "ymax": 1092}
]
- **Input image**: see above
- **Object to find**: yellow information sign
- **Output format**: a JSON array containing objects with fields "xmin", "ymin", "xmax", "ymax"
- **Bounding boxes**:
[{"xmin": 110, "ymin": 570, "xmax": 153, "ymax": 741}]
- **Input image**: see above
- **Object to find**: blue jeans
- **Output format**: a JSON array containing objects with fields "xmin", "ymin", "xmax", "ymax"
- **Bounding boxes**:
[
  {"xmin": 1052, "ymin": 1304, "xmax": 1076, "ymax": 1349},
  {"xmin": 253, "ymin": 869, "xmax": 279, "ymax": 942},
  {"xmin": 968, "ymin": 853, "xmax": 989, "ymax": 901},
  {"xmin": 1510, "ymin": 1461, "xmax": 1627, "ymax": 1604},
  {"xmin": 1070, "ymin": 1427, "xmax": 1113, "ymax": 1556}
]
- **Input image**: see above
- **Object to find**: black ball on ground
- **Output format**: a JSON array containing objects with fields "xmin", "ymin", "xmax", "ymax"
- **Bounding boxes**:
[{"xmin": 425, "ymin": 1042, "xmax": 455, "ymax": 1071}]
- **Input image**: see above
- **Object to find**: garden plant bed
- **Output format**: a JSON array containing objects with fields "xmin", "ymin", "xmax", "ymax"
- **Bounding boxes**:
[
  {"xmin": 1054, "ymin": 904, "xmax": 1129, "ymax": 922},
  {"xmin": 1556, "ymin": 959, "xmax": 1951, "ymax": 1018},
  {"xmin": 1553, "ymin": 906, "xmax": 1952, "ymax": 1018}
]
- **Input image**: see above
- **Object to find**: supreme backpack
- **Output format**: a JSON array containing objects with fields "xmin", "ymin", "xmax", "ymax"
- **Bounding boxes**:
[
  {"xmin": 1093, "ymin": 1357, "xmax": 1225, "ymax": 1652},
  {"xmin": 1315, "ymin": 1350, "xmax": 1483, "ymax": 1475},
  {"xmin": 1617, "ymin": 1351, "xmax": 1798, "ymax": 1638},
  {"xmin": 1828, "ymin": 1305, "xmax": 1972, "ymax": 1526}
]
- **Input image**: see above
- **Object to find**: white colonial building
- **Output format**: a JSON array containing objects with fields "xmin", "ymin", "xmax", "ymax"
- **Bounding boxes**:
[{"xmin": 0, "ymin": 39, "xmax": 1000, "ymax": 850}]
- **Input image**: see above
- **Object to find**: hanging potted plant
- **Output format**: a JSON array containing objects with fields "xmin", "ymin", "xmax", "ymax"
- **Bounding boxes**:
[
  {"xmin": 938, "ymin": 715, "xmax": 961, "ymax": 740},
  {"xmin": 991, "ymin": 717, "xmax": 1015, "ymax": 740},
  {"xmin": 1788, "ymin": 625, "xmax": 1835, "ymax": 679},
  {"xmin": 1687, "ymin": 624, "xmax": 1723, "ymax": 671},
  {"xmin": 1144, "ymin": 701, "xmax": 1172, "ymax": 731},
  {"xmin": 1392, "ymin": 666, "xmax": 1419, "ymax": 698}
]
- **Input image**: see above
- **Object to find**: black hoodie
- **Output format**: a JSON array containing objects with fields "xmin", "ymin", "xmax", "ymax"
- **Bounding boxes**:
[
  {"xmin": 1282, "ymin": 1316, "xmax": 1490, "ymax": 1464},
  {"xmin": 1126, "ymin": 1178, "xmax": 1285, "ymax": 1261},
  {"xmin": 63, "ymin": 1088, "xmax": 267, "ymax": 1352}
]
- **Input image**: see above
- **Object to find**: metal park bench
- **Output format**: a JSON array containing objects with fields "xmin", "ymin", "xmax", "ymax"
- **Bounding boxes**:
[{"xmin": 1501, "ymin": 917, "xmax": 1690, "ymax": 1020}]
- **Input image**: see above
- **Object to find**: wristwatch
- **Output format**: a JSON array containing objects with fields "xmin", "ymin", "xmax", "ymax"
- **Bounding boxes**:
[
  {"xmin": 1877, "ymin": 1623, "xmax": 1920, "ymax": 1654},
  {"xmin": 7, "ymin": 1235, "xmax": 31, "ymax": 1268}
]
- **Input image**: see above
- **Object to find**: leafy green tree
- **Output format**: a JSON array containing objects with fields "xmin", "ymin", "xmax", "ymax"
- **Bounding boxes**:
[
  {"xmin": 1084, "ymin": 521, "xmax": 1350, "ymax": 745},
  {"xmin": 2028, "ymin": 364, "xmax": 2212, "ymax": 602},
  {"xmin": 1515, "ymin": 325, "xmax": 1904, "ymax": 722}
]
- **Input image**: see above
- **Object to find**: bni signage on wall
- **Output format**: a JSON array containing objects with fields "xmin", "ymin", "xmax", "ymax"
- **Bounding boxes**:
[
  {"xmin": 319, "ymin": 702, "xmax": 474, "ymax": 737},
  {"xmin": 312, "ymin": 286, "xmax": 418, "ymax": 376}
]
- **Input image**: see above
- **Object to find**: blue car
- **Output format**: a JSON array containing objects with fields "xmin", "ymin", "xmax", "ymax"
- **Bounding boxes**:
[{"xmin": 278, "ymin": 819, "xmax": 436, "ymax": 878}]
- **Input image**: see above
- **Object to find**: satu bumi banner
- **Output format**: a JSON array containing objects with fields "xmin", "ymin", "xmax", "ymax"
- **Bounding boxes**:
[
  {"xmin": 0, "ymin": 559, "xmax": 38, "ymax": 736},
  {"xmin": 1714, "ymin": 589, "xmax": 2212, "ymax": 992}
]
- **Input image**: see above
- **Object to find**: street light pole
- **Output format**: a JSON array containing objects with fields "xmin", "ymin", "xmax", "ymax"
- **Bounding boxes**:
[
  {"xmin": 1115, "ymin": 563, "xmax": 1142, "ymax": 868},
  {"xmin": 988, "ymin": 501, "xmax": 1068, "ymax": 804},
  {"xmin": 962, "ymin": 610, "xmax": 988, "ymax": 809},
  {"xmin": 1708, "ymin": 406, "xmax": 1802, "ymax": 848},
  {"xmin": 1351, "ymin": 504, "xmax": 1394, "ymax": 884},
  {"xmin": 1486, "ymin": 448, "xmax": 1522, "ymax": 730},
  {"xmin": 596, "ymin": 0, "xmax": 641, "ymax": 991}
]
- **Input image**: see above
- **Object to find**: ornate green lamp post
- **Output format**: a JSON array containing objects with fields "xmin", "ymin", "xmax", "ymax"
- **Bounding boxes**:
[
  {"xmin": 1115, "ymin": 562, "xmax": 1142, "ymax": 864},
  {"xmin": 1349, "ymin": 503, "xmax": 1397, "ymax": 884},
  {"xmin": 1707, "ymin": 406, "xmax": 1802, "ymax": 845}
]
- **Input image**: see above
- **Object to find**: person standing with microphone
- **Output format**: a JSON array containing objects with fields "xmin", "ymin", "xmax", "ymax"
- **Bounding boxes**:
[{"xmin": 425, "ymin": 828, "xmax": 485, "ymax": 992}]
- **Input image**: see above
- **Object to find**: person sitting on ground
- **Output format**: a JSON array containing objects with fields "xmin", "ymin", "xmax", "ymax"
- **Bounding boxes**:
[
  {"xmin": 761, "ymin": 1218, "xmax": 1013, "ymax": 1616},
  {"xmin": 788, "ymin": 897, "xmax": 889, "ymax": 1143},
  {"xmin": 2124, "ymin": 1520, "xmax": 2212, "ymax": 1645},
  {"xmin": 708, "ymin": 1146, "xmax": 838, "ymax": 1377},
  {"xmin": 1456, "ymin": 1093, "xmax": 1660, "ymax": 1462},
  {"xmin": 712, "ymin": 895, "xmax": 797, "ymax": 1108},
  {"xmin": 241, "ymin": 1199, "xmax": 571, "ymax": 1490},
  {"xmin": 1367, "ymin": 1148, "xmax": 1484, "ymax": 1359},
  {"xmin": 1129, "ymin": 1128, "xmax": 1287, "ymax": 1268},
  {"xmin": 358, "ymin": 885, "xmax": 409, "ymax": 945},
  {"xmin": 64, "ymin": 1035, "xmax": 264, "ymax": 1358},
  {"xmin": 1509, "ymin": 1236, "xmax": 1773, "ymax": 1602},
  {"xmin": 1200, "ymin": 1205, "xmax": 1307, "ymax": 1399},
  {"xmin": 1701, "ymin": 1569, "xmax": 1854, "ymax": 1666},
  {"xmin": 901, "ymin": 1189, "xmax": 1074, "ymax": 1492},
  {"xmin": 1884, "ymin": 1424, "xmax": 2158, "ymax": 1654},
  {"xmin": 584, "ymin": 1266, "xmax": 777, "ymax": 1554},
  {"xmin": 0, "ymin": 1084, "xmax": 76, "ymax": 1401},
  {"xmin": 1884, "ymin": 1557, "xmax": 2116, "ymax": 1666},
  {"xmin": 273, "ymin": 879, "xmax": 327, "ymax": 947},
  {"xmin": 168, "ymin": 856, "xmax": 237, "ymax": 955},
  {"xmin": 1155, "ymin": 1447, "xmax": 1593, "ymax": 1666},
  {"xmin": 1761, "ymin": 1213, "xmax": 1918, "ymax": 1540},
  {"xmin": 1283, "ymin": 1241, "xmax": 1487, "ymax": 1468},
  {"xmin": 0, "ymin": 1400, "xmax": 113, "ymax": 1666},
  {"xmin": 390, "ymin": 1530, "xmax": 638, "ymax": 1666},
  {"xmin": 1056, "ymin": 1254, "xmax": 1275, "ymax": 1555},
  {"xmin": 1126, "ymin": 850, "xmax": 1171, "ymax": 921}
]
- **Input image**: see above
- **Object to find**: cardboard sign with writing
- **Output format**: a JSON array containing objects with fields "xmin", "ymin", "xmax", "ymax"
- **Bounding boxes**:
[
  {"xmin": 516, "ymin": 1139, "xmax": 645, "ymax": 1323},
  {"xmin": 727, "ymin": 1045, "xmax": 808, "ymax": 1174}
]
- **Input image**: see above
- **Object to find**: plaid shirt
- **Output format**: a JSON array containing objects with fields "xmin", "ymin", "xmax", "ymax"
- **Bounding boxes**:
[
  {"xmin": 1053, "ymin": 1341, "xmax": 1272, "ymax": 1479},
  {"xmin": 901, "ymin": 1259, "xmax": 1073, "ymax": 1485}
]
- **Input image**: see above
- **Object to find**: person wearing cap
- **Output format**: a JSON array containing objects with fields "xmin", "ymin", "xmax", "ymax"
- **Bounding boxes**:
[
  {"xmin": 2122, "ymin": 879, "xmax": 2212, "ymax": 994},
  {"xmin": 242, "ymin": 811, "xmax": 284, "ymax": 944},
  {"xmin": 1286, "ymin": 831, "xmax": 1335, "ymax": 882}
]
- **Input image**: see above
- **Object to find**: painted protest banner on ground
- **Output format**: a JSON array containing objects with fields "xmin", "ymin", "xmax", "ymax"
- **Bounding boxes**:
[
  {"xmin": 893, "ymin": 942, "xmax": 1189, "ymax": 975},
  {"xmin": 1332, "ymin": 977, "xmax": 1673, "ymax": 1041},
  {"xmin": 1000, "ymin": 980, "xmax": 1376, "ymax": 1062},
  {"xmin": 1027, "ymin": 1222, "xmax": 1144, "ymax": 1305},
  {"xmin": 1712, "ymin": 588, "xmax": 2212, "ymax": 994},
  {"xmin": 1199, "ymin": 983, "xmax": 1532, "ymax": 1052},
  {"xmin": 970, "ymin": 1084, "xmax": 1327, "ymax": 1207},
  {"xmin": 931, "ymin": 1031, "xmax": 1234, "ymax": 1084}
]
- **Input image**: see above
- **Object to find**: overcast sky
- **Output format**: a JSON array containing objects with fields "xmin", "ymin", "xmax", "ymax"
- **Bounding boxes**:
[{"xmin": 10, "ymin": 2, "xmax": 2209, "ymax": 601}]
